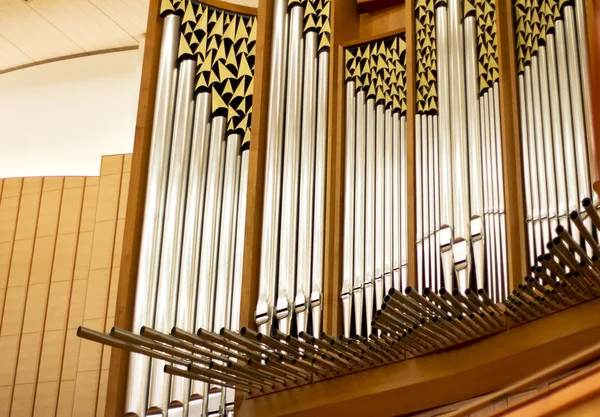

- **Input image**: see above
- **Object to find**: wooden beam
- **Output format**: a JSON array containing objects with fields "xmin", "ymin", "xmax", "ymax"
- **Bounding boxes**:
[
  {"xmin": 405, "ymin": 0, "xmax": 417, "ymax": 288},
  {"xmin": 496, "ymin": 0, "xmax": 528, "ymax": 289},
  {"xmin": 357, "ymin": 0, "xmax": 405, "ymax": 14},
  {"xmin": 238, "ymin": 298, "xmax": 600, "ymax": 417},
  {"xmin": 238, "ymin": 0, "xmax": 274, "ymax": 334},
  {"xmin": 105, "ymin": 0, "xmax": 163, "ymax": 414},
  {"xmin": 322, "ymin": 0, "xmax": 359, "ymax": 337},
  {"xmin": 587, "ymin": 0, "xmax": 600, "ymax": 191}
]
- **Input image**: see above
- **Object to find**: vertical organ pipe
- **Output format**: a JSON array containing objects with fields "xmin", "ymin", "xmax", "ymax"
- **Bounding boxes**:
[
  {"xmin": 311, "ymin": 47, "xmax": 330, "ymax": 337},
  {"xmin": 148, "ymin": 56, "xmax": 196, "ymax": 412},
  {"xmin": 375, "ymin": 103, "xmax": 385, "ymax": 307},
  {"xmin": 126, "ymin": 13, "xmax": 180, "ymax": 416},
  {"xmin": 256, "ymin": 0, "xmax": 288, "ymax": 333},
  {"xmin": 277, "ymin": 3, "xmax": 304, "ymax": 334},
  {"xmin": 354, "ymin": 90, "xmax": 367, "ymax": 336},
  {"xmin": 342, "ymin": 81, "xmax": 356, "ymax": 338},
  {"xmin": 231, "ymin": 148, "xmax": 250, "ymax": 331},
  {"xmin": 296, "ymin": 28, "xmax": 318, "ymax": 334},
  {"xmin": 464, "ymin": 13, "xmax": 484, "ymax": 289},
  {"xmin": 435, "ymin": 5, "xmax": 454, "ymax": 290},
  {"xmin": 364, "ymin": 96, "xmax": 376, "ymax": 334},
  {"xmin": 448, "ymin": 0, "xmax": 471, "ymax": 291},
  {"xmin": 171, "ymin": 92, "xmax": 211, "ymax": 406}
]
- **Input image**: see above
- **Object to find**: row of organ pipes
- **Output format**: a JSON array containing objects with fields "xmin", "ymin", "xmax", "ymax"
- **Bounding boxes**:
[
  {"xmin": 255, "ymin": 0, "xmax": 332, "ymax": 337},
  {"xmin": 514, "ymin": 0, "xmax": 595, "ymax": 267},
  {"xmin": 342, "ymin": 35, "xmax": 409, "ymax": 337},
  {"xmin": 126, "ymin": 0, "xmax": 257, "ymax": 415},
  {"xmin": 414, "ymin": 0, "xmax": 509, "ymax": 304},
  {"xmin": 73, "ymin": 0, "xmax": 599, "ymax": 414}
]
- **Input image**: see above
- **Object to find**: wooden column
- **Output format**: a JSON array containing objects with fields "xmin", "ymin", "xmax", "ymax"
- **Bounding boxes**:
[
  {"xmin": 322, "ymin": 0, "xmax": 360, "ymax": 336},
  {"xmin": 588, "ymin": 0, "xmax": 600, "ymax": 191},
  {"xmin": 105, "ymin": 0, "xmax": 163, "ymax": 414},
  {"xmin": 496, "ymin": 0, "xmax": 528, "ymax": 289},
  {"xmin": 405, "ymin": 0, "xmax": 417, "ymax": 288},
  {"xmin": 238, "ymin": 0, "xmax": 274, "ymax": 332}
]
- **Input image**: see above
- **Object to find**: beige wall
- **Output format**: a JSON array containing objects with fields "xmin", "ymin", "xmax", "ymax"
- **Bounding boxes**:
[{"xmin": 0, "ymin": 154, "xmax": 131, "ymax": 417}]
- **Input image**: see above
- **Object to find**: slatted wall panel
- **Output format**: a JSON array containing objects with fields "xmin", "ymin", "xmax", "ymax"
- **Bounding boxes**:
[{"xmin": 0, "ymin": 154, "xmax": 131, "ymax": 417}]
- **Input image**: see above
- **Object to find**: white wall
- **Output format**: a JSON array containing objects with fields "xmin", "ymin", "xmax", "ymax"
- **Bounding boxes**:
[{"xmin": 0, "ymin": 47, "xmax": 144, "ymax": 178}]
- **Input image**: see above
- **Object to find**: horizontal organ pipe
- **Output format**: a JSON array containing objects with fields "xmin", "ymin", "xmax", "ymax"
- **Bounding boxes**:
[{"xmin": 126, "ymin": 2, "xmax": 257, "ymax": 415}]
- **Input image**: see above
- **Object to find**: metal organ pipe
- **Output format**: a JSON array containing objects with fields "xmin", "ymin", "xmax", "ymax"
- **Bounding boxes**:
[
  {"xmin": 125, "ymin": 2, "xmax": 257, "ymax": 414},
  {"xmin": 126, "ymin": 10, "xmax": 180, "ymax": 417},
  {"xmin": 255, "ymin": 0, "xmax": 331, "ymax": 337},
  {"xmin": 342, "ymin": 35, "xmax": 407, "ymax": 337},
  {"xmin": 514, "ymin": 0, "xmax": 594, "ymax": 265}
]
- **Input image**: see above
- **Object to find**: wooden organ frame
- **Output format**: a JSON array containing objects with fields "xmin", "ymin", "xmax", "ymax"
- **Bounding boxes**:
[{"xmin": 104, "ymin": 0, "xmax": 600, "ymax": 415}]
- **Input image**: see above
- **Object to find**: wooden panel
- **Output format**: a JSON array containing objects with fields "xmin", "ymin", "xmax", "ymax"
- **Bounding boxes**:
[
  {"xmin": 239, "ymin": 297, "xmax": 600, "ymax": 417},
  {"xmin": 495, "ymin": 0, "xmax": 528, "ymax": 287},
  {"xmin": 358, "ymin": 3, "xmax": 407, "ymax": 39},
  {"xmin": 323, "ymin": 0, "xmax": 360, "ymax": 336},
  {"xmin": 0, "ymin": 155, "xmax": 130, "ymax": 417}
]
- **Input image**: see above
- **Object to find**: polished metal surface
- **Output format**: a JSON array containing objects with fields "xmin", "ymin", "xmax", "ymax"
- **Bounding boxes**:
[
  {"xmin": 311, "ymin": 50, "xmax": 330, "ymax": 337},
  {"xmin": 342, "ymin": 81, "xmax": 356, "ymax": 338},
  {"xmin": 464, "ymin": 16, "xmax": 484, "ymax": 290},
  {"xmin": 277, "ymin": 4, "xmax": 305, "ymax": 334},
  {"xmin": 149, "ymin": 57, "xmax": 196, "ymax": 411},
  {"xmin": 257, "ymin": 0, "xmax": 289, "ymax": 332},
  {"xmin": 384, "ymin": 108, "xmax": 393, "ymax": 294},
  {"xmin": 296, "ymin": 30, "xmax": 317, "ymax": 334},
  {"xmin": 354, "ymin": 91, "xmax": 367, "ymax": 336},
  {"xmin": 375, "ymin": 104, "xmax": 385, "ymax": 309},
  {"xmin": 126, "ymin": 13, "xmax": 180, "ymax": 416}
]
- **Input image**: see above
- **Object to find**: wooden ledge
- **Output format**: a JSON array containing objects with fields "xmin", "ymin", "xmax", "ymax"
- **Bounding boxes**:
[
  {"xmin": 195, "ymin": 0, "xmax": 258, "ymax": 16},
  {"xmin": 238, "ymin": 298, "xmax": 600, "ymax": 417},
  {"xmin": 358, "ymin": 0, "xmax": 405, "ymax": 13}
]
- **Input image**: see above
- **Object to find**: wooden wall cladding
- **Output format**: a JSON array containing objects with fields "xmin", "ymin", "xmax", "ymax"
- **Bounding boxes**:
[
  {"xmin": 358, "ymin": 1, "xmax": 407, "ymax": 39},
  {"xmin": 0, "ymin": 154, "xmax": 131, "ymax": 417}
]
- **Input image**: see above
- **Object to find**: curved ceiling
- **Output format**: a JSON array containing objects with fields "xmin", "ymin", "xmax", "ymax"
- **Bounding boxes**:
[{"xmin": 0, "ymin": 0, "xmax": 149, "ymax": 74}]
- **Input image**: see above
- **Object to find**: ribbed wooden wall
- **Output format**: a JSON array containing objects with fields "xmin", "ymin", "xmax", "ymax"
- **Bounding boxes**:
[{"xmin": 0, "ymin": 154, "xmax": 131, "ymax": 417}]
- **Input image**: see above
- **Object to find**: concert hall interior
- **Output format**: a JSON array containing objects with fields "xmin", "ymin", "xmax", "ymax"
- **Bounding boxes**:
[{"xmin": 1, "ymin": 0, "xmax": 600, "ymax": 415}]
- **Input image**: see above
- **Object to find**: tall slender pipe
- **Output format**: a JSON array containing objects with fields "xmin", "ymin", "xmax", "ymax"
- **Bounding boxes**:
[
  {"xmin": 256, "ymin": 0, "xmax": 289, "ymax": 333},
  {"xmin": 296, "ymin": 29, "xmax": 318, "ymax": 334},
  {"xmin": 342, "ymin": 81, "xmax": 356, "ymax": 338},
  {"xmin": 277, "ymin": 3, "xmax": 305, "ymax": 334},
  {"xmin": 354, "ymin": 89, "xmax": 367, "ymax": 336},
  {"xmin": 435, "ymin": 5, "xmax": 454, "ymax": 289},
  {"xmin": 126, "ymin": 13, "xmax": 180, "ymax": 416},
  {"xmin": 464, "ymin": 13, "xmax": 484, "ymax": 289},
  {"xmin": 171, "ymin": 92, "xmax": 211, "ymax": 406},
  {"xmin": 311, "ymin": 48, "xmax": 330, "ymax": 337},
  {"xmin": 148, "ymin": 56, "xmax": 196, "ymax": 411}
]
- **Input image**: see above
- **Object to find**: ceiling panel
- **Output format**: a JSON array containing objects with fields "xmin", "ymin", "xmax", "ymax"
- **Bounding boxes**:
[
  {"xmin": 0, "ymin": 0, "xmax": 149, "ymax": 73},
  {"xmin": 0, "ymin": 34, "xmax": 33, "ymax": 69}
]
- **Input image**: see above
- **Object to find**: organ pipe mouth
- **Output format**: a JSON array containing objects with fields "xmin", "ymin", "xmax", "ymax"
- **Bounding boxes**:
[
  {"xmin": 570, "ymin": 210, "xmax": 579, "ymax": 220},
  {"xmin": 556, "ymin": 225, "xmax": 565, "ymax": 234},
  {"xmin": 552, "ymin": 237, "xmax": 562, "ymax": 245},
  {"xmin": 582, "ymin": 197, "xmax": 592, "ymax": 208}
]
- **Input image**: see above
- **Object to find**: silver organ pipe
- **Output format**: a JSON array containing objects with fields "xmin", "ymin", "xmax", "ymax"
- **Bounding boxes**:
[
  {"xmin": 124, "ymin": 1, "xmax": 257, "ymax": 415},
  {"xmin": 256, "ymin": 0, "xmax": 331, "ymax": 337},
  {"xmin": 414, "ymin": 0, "xmax": 509, "ymax": 302},
  {"xmin": 342, "ymin": 35, "xmax": 408, "ymax": 337},
  {"xmin": 514, "ymin": 0, "xmax": 594, "ymax": 266}
]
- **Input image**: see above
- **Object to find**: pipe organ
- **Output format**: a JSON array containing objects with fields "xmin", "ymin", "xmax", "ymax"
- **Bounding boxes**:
[
  {"xmin": 125, "ymin": 1, "xmax": 257, "ymax": 415},
  {"xmin": 341, "ymin": 35, "xmax": 408, "ymax": 337},
  {"xmin": 514, "ymin": 0, "xmax": 595, "ymax": 267},
  {"xmin": 413, "ymin": 0, "xmax": 509, "ymax": 302},
  {"xmin": 255, "ymin": 0, "xmax": 331, "ymax": 337},
  {"xmin": 73, "ymin": 0, "xmax": 600, "ymax": 416}
]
